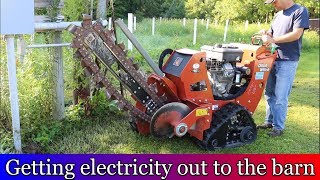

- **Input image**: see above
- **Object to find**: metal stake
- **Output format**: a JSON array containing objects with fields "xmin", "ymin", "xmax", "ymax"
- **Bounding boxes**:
[{"xmin": 5, "ymin": 35, "xmax": 22, "ymax": 153}]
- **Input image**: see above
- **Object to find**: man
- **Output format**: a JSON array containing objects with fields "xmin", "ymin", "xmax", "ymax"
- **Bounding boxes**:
[{"xmin": 257, "ymin": 0, "xmax": 309, "ymax": 137}]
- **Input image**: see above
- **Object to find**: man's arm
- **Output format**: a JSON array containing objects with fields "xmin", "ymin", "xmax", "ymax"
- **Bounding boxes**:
[{"xmin": 262, "ymin": 28, "xmax": 304, "ymax": 45}]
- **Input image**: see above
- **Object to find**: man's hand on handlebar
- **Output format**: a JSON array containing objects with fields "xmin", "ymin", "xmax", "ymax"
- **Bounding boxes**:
[
  {"xmin": 262, "ymin": 35, "xmax": 275, "ymax": 46},
  {"xmin": 258, "ymin": 29, "xmax": 272, "ymax": 37}
]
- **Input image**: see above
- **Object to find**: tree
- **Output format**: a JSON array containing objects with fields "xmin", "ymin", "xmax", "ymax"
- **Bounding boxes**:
[
  {"xmin": 139, "ymin": 0, "xmax": 164, "ymax": 18},
  {"xmin": 109, "ymin": 0, "xmax": 164, "ymax": 18},
  {"xmin": 62, "ymin": 0, "xmax": 91, "ymax": 21},
  {"xmin": 213, "ymin": 0, "xmax": 242, "ymax": 21},
  {"xmin": 161, "ymin": 0, "xmax": 186, "ymax": 18},
  {"xmin": 186, "ymin": 0, "xmax": 217, "ymax": 19},
  {"xmin": 295, "ymin": 0, "xmax": 320, "ymax": 18},
  {"xmin": 213, "ymin": 0, "xmax": 274, "ymax": 22},
  {"xmin": 62, "ymin": 0, "xmax": 319, "ymax": 21}
]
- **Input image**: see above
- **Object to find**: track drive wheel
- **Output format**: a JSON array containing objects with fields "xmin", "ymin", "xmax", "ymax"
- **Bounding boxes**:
[
  {"xmin": 198, "ymin": 103, "xmax": 257, "ymax": 150},
  {"xmin": 150, "ymin": 102, "xmax": 191, "ymax": 138}
]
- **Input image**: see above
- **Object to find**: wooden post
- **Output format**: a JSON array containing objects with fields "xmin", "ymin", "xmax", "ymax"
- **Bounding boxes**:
[
  {"xmin": 160, "ymin": 17, "xmax": 162, "ymax": 22},
  {"xmin": 258, "ymin": 21, "xmax": 261, "ymax": 28},
  {"xmin": 206, "ymin": 19, "xmax": 210, "ymax": 30},
  {"xmin": 5, "ymin": 35, "xmax": 22, "ymax": 153},
  {"xmin": 152, "ymin": 17, "xmax": 155, "ymax": 36},
  {"xmin": 35, "ymin": 0, "xmax": 66, "ymax": 120},
  {"xmin": 223, "ymin": 19, "xmax": 229, "ymax": 42},
  {"xmin": 193, "ymin": 18, "xmax": 197, "ymax": 45},
  {"xmin": 183, "ymin": 18, "xmax": 186, "ymax": 26},
  {"xmin": 215, "ymin": 19, "xmax": 218, "ymax": 27},
  {"xmin": 128, "ymin": 13, "xmax": 133, "ymax": 51},
  {"xmin": 52, "ymin": 31, "xmax": 65, "ymax": 120},
  {"xmin": 201, "ymin": 19, "xmax": 204, "ymax": 24}
]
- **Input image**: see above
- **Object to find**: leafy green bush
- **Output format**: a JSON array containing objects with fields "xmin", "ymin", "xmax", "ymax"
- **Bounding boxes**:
[
  {"xmin": 302, "ymin": 30, "xmax": 320, "ymax": 51},
  {"xmin": 0, "ymin": 129, "xmax": 13, "ymax": 154},
  {"xmin": 90, "ymin": 90, "xmax": 122, "ymax": 117}
]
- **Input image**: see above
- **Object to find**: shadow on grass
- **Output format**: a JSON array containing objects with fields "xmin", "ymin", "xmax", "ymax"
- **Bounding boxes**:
[{"xmin": 46, "ymin": 104, "xmax": 319, "ymax": 154}]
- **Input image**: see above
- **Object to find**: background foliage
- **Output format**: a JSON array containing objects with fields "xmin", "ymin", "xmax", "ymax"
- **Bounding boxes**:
[{"xmin": 62, "ymin": 0, "xmax": 319, "ymax": 21}]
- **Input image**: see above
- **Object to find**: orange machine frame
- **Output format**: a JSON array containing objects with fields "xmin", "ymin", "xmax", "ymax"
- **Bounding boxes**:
[{"xmin": 136, "ymin": 45, "xmax": 276, "ymax": 140}]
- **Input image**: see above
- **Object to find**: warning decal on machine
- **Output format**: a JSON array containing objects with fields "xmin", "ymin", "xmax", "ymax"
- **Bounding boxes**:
[
  {"xmin": 258, "ymin": 63, "xmax": 270, "ymax": 72},
  {"xmin": 255, "ymin": 72, "xmax": 264, "ymax": 80},
  {"xmin": 196, "ymin": 108, "xmax": 208, "ymax": 116}
]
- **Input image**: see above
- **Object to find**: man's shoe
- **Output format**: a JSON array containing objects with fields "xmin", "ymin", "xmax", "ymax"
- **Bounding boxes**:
[
  {"xmin": 268, "ymin": 129, "xmax": 283, "ymax": 137},
  {"xmin": 256, "ymin": 123, "xmax": 273, "ymax": 129}
]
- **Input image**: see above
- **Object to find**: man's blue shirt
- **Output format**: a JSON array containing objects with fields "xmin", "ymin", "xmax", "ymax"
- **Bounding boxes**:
[{"xmin": 270, "ymin": 4, "xmax": 309, "ymax": 61}]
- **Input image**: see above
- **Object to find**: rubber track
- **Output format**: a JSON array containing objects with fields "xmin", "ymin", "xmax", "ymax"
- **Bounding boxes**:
[{"xmin": 197, "ymin": 103, "xmax": 256, "ymax": 150}]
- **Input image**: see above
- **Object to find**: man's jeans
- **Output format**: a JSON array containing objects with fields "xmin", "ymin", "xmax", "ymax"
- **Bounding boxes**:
[{"xmin": 264, "ymin": 60, "xmax": 299, "ymax": 130}]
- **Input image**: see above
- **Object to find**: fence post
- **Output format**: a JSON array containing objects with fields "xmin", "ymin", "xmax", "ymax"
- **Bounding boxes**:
[
  {"xmin": 152, "ymin": 17, "xmax": 155, "ymax": 36},
  {"xmin": 258, "ymin": 21, "xmax": 261, "ymax": 28},
  {"xmin": 97, "ymin": 0, "xmax": 106, "ymax": 19},
  {"xmin": 108, "ymin": 17, "xmax": 112, "ymax": 30},
  {"xmin": 193, "ymin": 18, "xmax": 197, "ymax": 45},
  {"xmin": 5, "ymin": 35, "xmax": 22, "ymax": 153},
  {"xmin": 52, "ymin": 31, "xmax": 65, "ymax": 120},
  {"xmin": 134, "ymin": 16, "xmax": 137, "ymax": 31},
  {"xmin": 128, "ymin": 13, "xmax": 133, "ymax": 51},
  {"xmin": 223, "ymin": 19, "xmax": 229, "ymax": 42},
  {"xmin": 160, "ymin": 17, "xmax": 162, "ymax": 22},
  {"xmin": 245, "ymin": 20, "xmax": 249, "ymax": 31},
  {"xmin": 201, "ymin": 19, "xmax": 204, "ymax": 24},
  {"xmin": 90, "ymin": 0, "xmax": 94, "ymax": 16},
  {"xmin": 215, "ymin": 19, "xmax": 218, "ymax": 27},
  {"xmin": 206, "ymin": 19, "xmax": 210, "ymax": 30},
  {"xmin": 183, "ymin": 18, "xmax": 186, "ymax": 26}
]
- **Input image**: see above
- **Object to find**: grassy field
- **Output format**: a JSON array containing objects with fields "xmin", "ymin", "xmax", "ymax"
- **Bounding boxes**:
[{"xmin": 0, "ymin": 19, "xmax": 319, "ymax": 154}]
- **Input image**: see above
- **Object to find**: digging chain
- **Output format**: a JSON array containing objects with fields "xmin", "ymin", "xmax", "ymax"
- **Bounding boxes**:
[{"xmin": 68, "ymin": 17, "xmax": 165, "ymax": 122}]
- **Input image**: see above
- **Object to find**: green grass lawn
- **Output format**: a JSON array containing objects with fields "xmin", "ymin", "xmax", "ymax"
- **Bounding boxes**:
[{"xmin": 48, "ymin": 20, "xmax": 319, "ymax": 154}]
